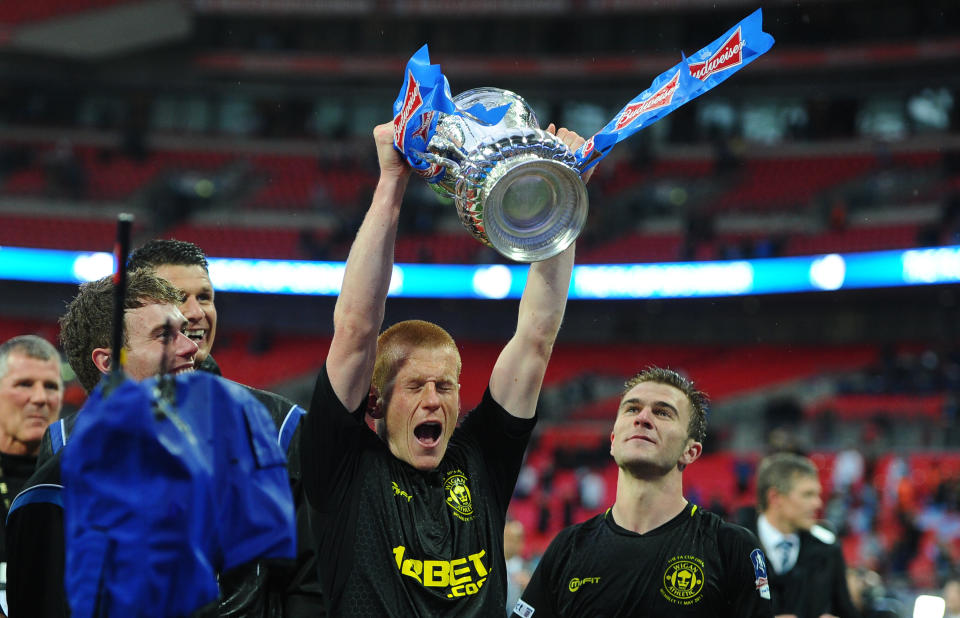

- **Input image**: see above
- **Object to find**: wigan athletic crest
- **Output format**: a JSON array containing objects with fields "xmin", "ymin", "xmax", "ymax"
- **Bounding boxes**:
[
  {"xmin": 443, "ymin": 471, "xmax": 474, "ymax": 521},
  {"xmin": 661, "ymin": 555, "xmax": 706, "ymax": 606}
]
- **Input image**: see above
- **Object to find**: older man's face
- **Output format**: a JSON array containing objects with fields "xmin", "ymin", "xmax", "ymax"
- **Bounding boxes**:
[{"xmin": 0, "ymin": 352, "xmax": 62, "ymax": 455}]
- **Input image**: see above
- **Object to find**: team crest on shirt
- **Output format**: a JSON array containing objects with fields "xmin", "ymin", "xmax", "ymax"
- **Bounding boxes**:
[
  {"xmin": 660, "ymin": 555, "xmax": 705, "ymax": 605},
  {"xmin": 444, "ymin": 470, "xmax": 475, "ymax": 521}
]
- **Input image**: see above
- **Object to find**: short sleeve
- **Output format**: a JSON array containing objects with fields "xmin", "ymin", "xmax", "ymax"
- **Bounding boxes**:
[
  {"xmin": 457, "ymin": 387, "xmax": 536, "ymax": 515},
  {"xmin": 511, "ymin": 528, "xmax": 569, "ymax": 618},
  {"xmin": 717, "ymin": 522, "xmax": 775, "ymax": 618},
  {"xmin": 299, "ymin": 364, "xmax": 376, "ymax": 514}
]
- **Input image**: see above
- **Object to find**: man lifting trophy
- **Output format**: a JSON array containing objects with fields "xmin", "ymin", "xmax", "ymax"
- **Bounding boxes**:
[{"xmin": 392, "ymin": 8, "xmax": 775, "ymax": 263}]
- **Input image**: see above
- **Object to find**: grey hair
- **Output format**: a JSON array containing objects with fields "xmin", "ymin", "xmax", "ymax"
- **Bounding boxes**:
[
  {"xmin": 0, "ymin": 335, "xmax": 62, "ymax": 381},
  {"xmin": 756, "ymin": 452, "xmax": 819, "ymax": 512}
]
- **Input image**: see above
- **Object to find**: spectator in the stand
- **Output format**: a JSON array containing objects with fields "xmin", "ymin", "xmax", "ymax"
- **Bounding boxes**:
[
  {"xmin": 828, "ymin": 197, "xmax": 848, "ymax": 232},
  {"xmin": 845, "ymin": 567, "xmax": 902, "ymax": 618},
  {"xmin": 944, "ymin": 577, "xmax": 960, "ymax": 618},
  {"xmin": 504, "ymin": 519, "xmax": 533, "ymax": 616},
  {"xmin": 681, "ymin": 208, "xmax": 715, "ymax": 261},
  {"xmin": 0, "ymin": 335, "xmax": 63, "ymax": 616},
  {"xmin": 42, "ymin": 140, "xmax": 86, "ymax": 200},
  {"xmin": 751, "ymin": 452, "xmax": 860, "ymax": 618},
  {"xmin": 577, "ymin": 467, "xmax": 605, "ymax": 511},
  {"xmin": 514, "ymin": 462, "xmax": 537, "ymax": 499}
]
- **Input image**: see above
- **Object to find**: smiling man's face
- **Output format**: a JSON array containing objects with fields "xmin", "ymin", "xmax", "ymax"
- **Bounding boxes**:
[
  {"xmin": 154, "ymin": 264, "xmax": 217, "ymax": 365},
  {"xmin": 120, "ymin": 303, "xmax": 199, "ymax": 381},
  {"xmin": 610, "ymin": 380, "xmax": 698, "ymax": 477}
]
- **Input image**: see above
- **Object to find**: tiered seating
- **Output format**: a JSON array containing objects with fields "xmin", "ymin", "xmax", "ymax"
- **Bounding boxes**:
[
  {"xmin": 594, "ymin": 157, "xmax": 715, "ymax": 198},
  {"xmin": 0, "ymin": 167, "xmax": 47, "ymax": 194},
  {"xmin": 710, "ymin": 155, "xmax": 878, "ymax": 213},
  {"xmin": 0, "ymin": 210, "xmax": 926, "ymax": 263},
  {"xmin": 578, "ymin": 232, "xmax": 684, "ymax": 264},
  {"xmin": 0, "ymin": 142, "xmax": 377, "ymax": 212},
  {"xmin": 577, "ymin": 222, "xmax": 926, "ymax": 264},
  {"xmin": 247, "ymin": 154, "xmax": 322, "ymax": 211},
  {"xmin": 209, "ymin": 332, "xmax": 330, "ymax": 391},
  {"xmin": 548, "ymin": 344, "xmax": 880, "ymax": 422},
  {"xmin": 75, "ymin": 147, "xmax": 179, "ymax": 200},
  {"xmin": 0, "ymin": 213, "xmax": 319, "ymax": 258},
  {"xmin": 807, "ymin": 393, "xmax": 947, "ymax": 420},
  {"xmin": 0, "ymin": 213, "xmax": 140, "ymax": 251},
  {"xmin": 890, "ymin": 150, "xmax": 942, "ymax": 169},
  {"xmin": 246, "ymin": 153, "xmax": 376, "ymax": 211},
  {"xmin": 393, "ymin": 233, "xmax": 485, "ymax": 263},
  {"xmin": 163, "ymin": 222, "xmax": 315, "ymax": 260},
  {"xmin": 0, "ymin": 317, "xmax": 59, "ymax": 346},
  {"xmin": 0, "ymin": 137, "xmax": 947, "ymax": 265},
  {"xmin": 0, "ymin": 0, "xmax": 127, "ymax": 25},
  {"xmin": 784, "ymin": 223, "xmax": 923, "ymax": 256}
]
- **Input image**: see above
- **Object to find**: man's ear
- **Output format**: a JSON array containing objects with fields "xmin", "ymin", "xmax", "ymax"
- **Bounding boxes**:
[
  {"xmin": 91, "ymin": 347, "xmax": 112, "ymax": 376},
  {"xmin": 366, "ymin": 386, "xmax": 384, "ymax": 419},
  {"xmin": 677, "ymin": 439, "xmax": 703, "ymax": 471}
]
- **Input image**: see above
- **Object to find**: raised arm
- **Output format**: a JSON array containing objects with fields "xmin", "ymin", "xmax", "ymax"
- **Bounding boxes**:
[
  {"xmin": 326, "ymin": 123, "xmax": 410, "ymax": 411},
  {"xmin": 489, "ymin": 126, "xmax": 588, "ymax": 419}
]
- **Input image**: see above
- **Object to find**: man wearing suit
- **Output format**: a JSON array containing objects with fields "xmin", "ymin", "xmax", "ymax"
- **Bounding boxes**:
[{"xmin": 752, "ymin": 453, "xmax": 860, "ymax": 618}]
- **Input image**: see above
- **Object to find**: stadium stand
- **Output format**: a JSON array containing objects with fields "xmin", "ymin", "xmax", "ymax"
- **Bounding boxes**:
[
  {"xmin": 0, "ymin": 0, "xmax": 129, "ymax": 26},
  {"xmin": 1, "ymin": 1, "xmax": 959, "ymax": 610}
]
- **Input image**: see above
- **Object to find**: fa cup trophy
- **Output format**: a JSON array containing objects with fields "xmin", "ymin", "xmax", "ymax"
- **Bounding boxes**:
[
  {"xmin": 419, "ymin": 87, "xmax": 587, "ymax": 263},
  {"xmin": 393, "ymin": 11, "xmax": 773, "ymax": 262}
]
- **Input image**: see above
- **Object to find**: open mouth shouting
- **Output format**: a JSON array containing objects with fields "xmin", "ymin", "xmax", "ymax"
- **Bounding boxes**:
[{"xmin": 413, "ymin": 421, "xmax": 443, "ymax": 448}]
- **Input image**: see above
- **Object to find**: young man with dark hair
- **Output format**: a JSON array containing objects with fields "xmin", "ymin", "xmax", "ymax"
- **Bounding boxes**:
[
  {"xmin": 512, "ymin": 367, "xmax": 774, "ymax": 618},
  {"xmin": 299, "ymin": 122, "xmax": 584, "ymax": 616},
  {"xmin": 56, "ymin": 270, "xmax": 192, "ymax": 392},
  {"xmin": 752, "ymin": 452, "xmax": 860, "ymax": 618},
  {"xmin": 127, "ymin": 239, "xmax": 217, "ymax": 369},
  {"xmin": 125, "ymin": 239, "xmax": 324, "ymax": 616}
]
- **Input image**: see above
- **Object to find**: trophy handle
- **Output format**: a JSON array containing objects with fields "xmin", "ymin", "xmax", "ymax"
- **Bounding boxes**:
[
  {"xmin": 420, "ymin": 152, "xmax": 463, "ymax": 199},
  {"xmin": 421, "ymin": 151, "xmax": 461, "ymax": 174}
]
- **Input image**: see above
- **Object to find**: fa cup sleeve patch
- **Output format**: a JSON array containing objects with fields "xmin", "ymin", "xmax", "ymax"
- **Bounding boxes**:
[
  {"xmin": 513, "ymin": 599, "xmax": 536, "ymax": 617},
  {"xmin": 750, "ymin": 548, "xmax": 771, "ymax": 600}
]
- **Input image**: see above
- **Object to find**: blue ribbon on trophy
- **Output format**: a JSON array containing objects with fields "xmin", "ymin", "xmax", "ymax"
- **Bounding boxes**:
[{"xmin": 392, "ymin": 8, "xmax": 775, "ymax": 263}]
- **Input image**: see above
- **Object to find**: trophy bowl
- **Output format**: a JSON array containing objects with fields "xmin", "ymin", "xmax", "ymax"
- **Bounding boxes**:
[{"xmin": 424, "ymin": 87, "xmax": 588, "ymax": 263}]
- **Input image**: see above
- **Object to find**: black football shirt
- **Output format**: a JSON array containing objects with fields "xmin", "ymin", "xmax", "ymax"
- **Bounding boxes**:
[
  {"xmin": 513, "ymin": 504, "xmax": 774, "ymax": 618},
  {"xmin": 302, "ymin": 364, "xmax": 535, "ymax": 617}
]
